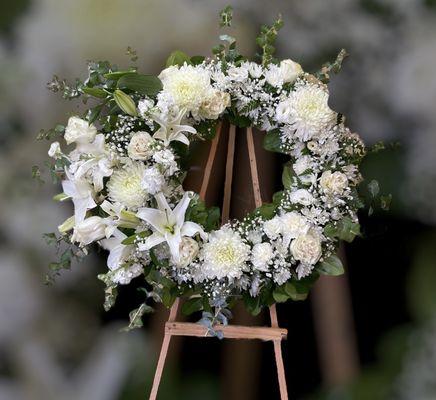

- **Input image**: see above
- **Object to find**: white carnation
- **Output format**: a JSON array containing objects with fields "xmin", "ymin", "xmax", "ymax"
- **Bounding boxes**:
[
  {"xmin": 112, "ymin": 263, "xmax": 144, "ymax": 285},
  {"xmin": 246, "ymin": 62, "xmax": 263, "ymax": 78},
  {"xmin": 263, "ymin": 217, "xmax": 283, "ymax": 240},
  {"xmin": 48, "ymin": 141, "xmax": 61, "ymax": 158},
  {"xmin": 201, "ymin": 227, "xmax": 250, "ymax": 280},
  {"xmin": 278, "ymin": 83, "xmax": 336, "ymax": 141},
  {"xmin": 293, "ymin": 155, "xmax": 312, "ymax": 176},
  {"xmin": 159, "ymin": 64, "xmax": 212, "ymax": 114},
  {"xmin": 127, "ymin": 132, "xmax": 155, "ymax": 160},
  {"xmin": 280, "ymin": 212, "xmax": 310, "ymax": 241},
  {"xmin": 251, "ymin": 242, "xmax": 274, "ymax": 271},
  {"xmin": 289, "ymin": 189, "xmax": 315, "ymax": 205},
  {"xmin": 142, "ymin": 166, "xmax": 165, "ymax": 195},
  {"xmin": 64, "ymin": 116, "xmax": 97, "ymax": 145},
  {"xmin": 279, "ymin": 59, "xmax": 303, "ymax": 84},
  {"xmin": 320, "ymin": 170, "xmax": 349, "ymax": 195},
  {"xmin": 290, "ymin": 230, "xmax": 322, "ymax": 265},
  {"xmin": 107, "ymin": 162, "xmax": 147, "ymax": 209}
]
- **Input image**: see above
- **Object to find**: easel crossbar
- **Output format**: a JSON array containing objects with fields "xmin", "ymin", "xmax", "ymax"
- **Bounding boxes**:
[{"xmin": 165, "ymin": 322, "xmax": 287, "ymax": 341}]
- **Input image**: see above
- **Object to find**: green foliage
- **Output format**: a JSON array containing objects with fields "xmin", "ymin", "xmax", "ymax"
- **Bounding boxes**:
[
  {"xmin": 317, "ymin": 254, "xmax": 345, "ymax": 276},
  {"xmin": 182, "ymin": 297, "xmax": 204, "ymax": 315},
  {"xmin": 185, "ymin": 199, "xmax": 220, "ymax": 232},
  {"xmin": 117, "ymin": 73, "xmax": 162, "ymax": 96},
  {"xmin": 219, "ymin": 5, "xmax": 233, "ymax": 27},
  {"xmin": 282, "ymin": 164, "xmax": 294, "ymax": 189},
  {"xmin": 263, "ymin": 129, "xmax": 283, "ymax": 153},
  {"xmin": 316, "ymin": 48, "xmax": 349, "ymax": 84},
  {"xmin": 166, "ymin": 50, "xmax": 191, "ymax": 67},
  {"xmin": 324, "ymin": 216, "xmax": 361, "ymax": 243},
  {"xmin": 122, "ymin": 303, "xmax": 154, "ymax": 332},
  {"xmin": 37, "ymin": 124, "xmax": 65, "ymax": 140},
  {"xmin": 256, "ymin": 14, "xmax": 284, "ymax": 66},
  {"xmin": 272, "ymin": 274, "xmax": 320, "ymax": 304}
]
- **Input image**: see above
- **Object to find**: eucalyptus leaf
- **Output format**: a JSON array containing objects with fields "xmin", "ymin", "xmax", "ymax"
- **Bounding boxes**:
[{"xmin": 368, "ymin": 179, "xmax": 380, "ymax": 198}]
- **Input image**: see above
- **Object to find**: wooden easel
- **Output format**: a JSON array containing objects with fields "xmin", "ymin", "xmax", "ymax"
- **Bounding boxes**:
[{"xmin": 149, "ymin": 124, "xmax": 289, "ymax": 400}]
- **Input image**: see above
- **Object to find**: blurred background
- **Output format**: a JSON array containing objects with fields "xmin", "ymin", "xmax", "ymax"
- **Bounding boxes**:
[{"xmin": 1, "ymin": 0, "xmax": 436, "ymax": 399}]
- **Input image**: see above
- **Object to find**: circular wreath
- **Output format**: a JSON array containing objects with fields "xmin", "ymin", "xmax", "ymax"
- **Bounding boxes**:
[{"xmin": 40, "ymin": 11, "xmax": 367, "ymax": 329}]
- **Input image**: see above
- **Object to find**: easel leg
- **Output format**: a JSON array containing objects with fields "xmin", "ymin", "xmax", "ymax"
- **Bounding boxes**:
[
  {"xmin": 270, "ymin": 305, "xmax": 288, "ymax": 400},
  {"xmin": 149, "ymin": 299, "xmax": 180, "ymax": 400}
]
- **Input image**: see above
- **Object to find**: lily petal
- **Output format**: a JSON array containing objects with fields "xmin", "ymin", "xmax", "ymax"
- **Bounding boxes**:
[
  {"xmin": 173, "ymin": 192, "xmax": 191, "ymax": 227},
  {"xmin": 181, "ymin": 221, "xmax": 206, "ymax": 239},
  {"xmin": 137, "ymin": 232, "xmax": 166, "ymax": 251},
  {"xmin": 136, "ymin": 207, "xmax": 166, "ymax": 234}
]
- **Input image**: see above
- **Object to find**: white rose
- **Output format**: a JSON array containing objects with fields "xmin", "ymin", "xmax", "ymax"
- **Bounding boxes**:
[
  {"xmin": 227, "ymin": 65, "xmax": 249, "ymax": 82},
  {"xmin": 276, "ymin": 98, "xmax": 293, "ymax": 123},
  {"xmin": 173, "ymin": 237, "xmax": 200, "ymax": 268},
  {"xmin": 48, "ymin": 141, "xmax": 62, "ymax": 159},
  {"xmin": 290, "ymin": 230, "xmax": 322, "ymax": 265},
  {"xmin": 127, "ymin": 132, "xmax": 155, "ymax": 160},
  {"xmin": 289, "ymin": 189, "xmax": 315, "ymax": 205},
  {"xmin": 72, "ymin": 216, "xmax": 109, "ymax": 246},
  {"xmin": 199, "ymin": 90, "xmax": 230, "ymax": 120},
  {"xmin": 293, "ymin": 155, "xmax": 312, "ymax": 176},
  {"xmin": 320, "ymin": 170, "xmax": 349, "ymax": 195},
  {"xmin": 251, "ymin": 242, "xmax": 274, "ymax": 271},
  {"xmin": 64, "ymin": 116, "xmax": 97, "ymax": 145},
  {"xmin": 142, "ymin": 166, "xmax": 165, "ymax": 195},
  {"xmin": 265, "ymin": 64, "xmax": 283, "ymax": 87},
  {"xmin": 279, "ymin": 59, "xmax": 303, "ymax": 84},
  {"xmin": 280, "ymin": 212, "xmax": 310, "ymax": 239},
  {"xmin": 263, "ymin": 217, "xmax": 283, "ymax": 239}
]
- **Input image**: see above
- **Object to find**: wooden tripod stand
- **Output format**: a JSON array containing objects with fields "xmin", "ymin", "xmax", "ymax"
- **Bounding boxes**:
[{"xmin": 149, "ymin": 124, "xmax": 289, "ymax": 400}]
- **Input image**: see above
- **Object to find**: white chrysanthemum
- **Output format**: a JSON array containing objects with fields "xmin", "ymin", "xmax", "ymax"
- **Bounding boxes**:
[
  {"xmin": 263, "ymin": 217, "xmax": 283, "ymax": 240},
  {"xmin": 142, "ymin": 166, "xmax": 165, "ymax": 195},
  {"xmin": 251, "ymin": 242, "xmax": 274, "ymax": 271},
  {"xmin": 277, "ymin": 83, "xmax": 336, "ymax": 141},
  {"xmin": 201, "ymin": 227, "xmax": 250, "ymax": 280},
  {"xmin": 159, "ymin": 64, "xmax": 212, "ymax": 114},
  {"xmin": 107, "ymin": 162, "xmax": 147, "ymax": 209}
]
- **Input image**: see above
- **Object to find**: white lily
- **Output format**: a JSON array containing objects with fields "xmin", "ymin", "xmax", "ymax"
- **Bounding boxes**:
[
  {"xmin": 136, "ymin": 192, "xmax": 206, "ymax": 262},
  {"xmin": 62, "ymin": 171, "xmax": 96, "ymax": 223},
  {"xmin": 152, "ymin": 108, "xmax": 196, "ymax": 146}
]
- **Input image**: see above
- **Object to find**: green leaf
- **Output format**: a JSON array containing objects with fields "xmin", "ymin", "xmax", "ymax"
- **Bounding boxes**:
[
  {"xmin": 263, "ymin": 130, "xmax": 283, "ymax": 153},
  {"xmin": 122, "ymin": 303, "xmax": 154, "ymax": 332},
  {"xmin": 284, "ymin": 282, "xmax": 308, "ymax": 301},
  {"xmin": 182, "ymin": 297, "xmax": 204, "ymax": 315},
  {"xmin": 104, "ymin": 69, "xmax": 137, "ymax": 80},
  {"xmin": 380, "ymin": 194, "xmax": 392, "ymax": 211},
  {"xmin": 256, "ymin": 203, "xmax": 275, "ymax": 219},
  {"xmin": 82, "ymin": 87, "xmax": 107, "ymax": 98},
  {"xmin": 219, "ymin": 5, "xmax": 233, "ymax": 27},
  {"xmin": 318, "ymin": 254, "xmax": 345, "ymax": 276},
  {"xmin": 117, "ymin": 73, "xmax": 162, "ymax": 96},
  {"xmin": 282, "ymin": 165, "xmax": 293, "ymax": 189},
  {"xmin": 121, "ymin": 231, "xmax": 150, "ymax": 245},
  {"xmin": 273, "ymin": 287, "xmax": 289, "ymax": 303},
  {"xmin": 113, "ymin": 89, "xmax": 138, "ymax": 116},
  {"xmin": 190, "ymin": 55, "xmax": 205, "ymax": 65},
  {"xmin": 324, "ymin": 217, "xmax": 361, "ymax": 243},
  {"xmin": 166, "ymin": 50, "xmax": 191, "ymax": 67}
]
